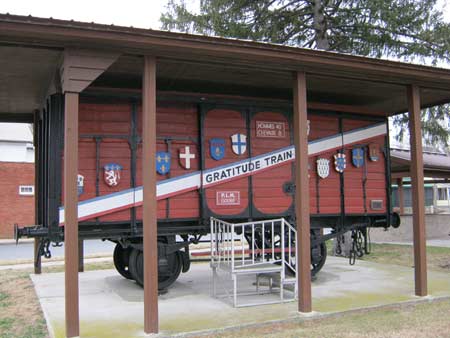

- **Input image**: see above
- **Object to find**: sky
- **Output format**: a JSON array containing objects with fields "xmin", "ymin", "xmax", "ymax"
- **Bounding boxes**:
[
  {"xmin": 0, "ymin": 0, "xmax": 169, "ymax": 30},
  {"xmin": 0, "ymin": 0, "xmax": 448, "ymax": 31}
]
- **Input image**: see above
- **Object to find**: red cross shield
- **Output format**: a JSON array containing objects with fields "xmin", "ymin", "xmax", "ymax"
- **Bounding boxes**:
[{"xmin": 179, "ymin": 146, "xmax": 196, "ymax": 169}]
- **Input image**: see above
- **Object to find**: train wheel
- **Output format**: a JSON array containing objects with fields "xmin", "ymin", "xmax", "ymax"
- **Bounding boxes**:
[
  {"xmin": 128, "ymin": 248, "xmax": 183, "ymax": 290},
  {"xmin": 113, "ymin": 243, "xmax": 133, "ymax": 280},
  {"xmin": 128, "ymin": 248, "xmax": 144, "ymax": 286},
  {"xmin": 158, "ymin": 250, "xmax": 183, "ymax": 290},
  {"xmin": 311, "ymin": 242, "xmax": 327, "ymax": 276}
]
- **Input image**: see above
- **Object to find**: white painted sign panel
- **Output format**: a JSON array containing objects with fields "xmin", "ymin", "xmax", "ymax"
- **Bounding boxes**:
[
  {"xmin": 256, "ymin": 121, "xmax": 286, "ymax": 138},
  {"xmin": 216, "ymin": 191, "xmax": 241, "ymax": 205}
]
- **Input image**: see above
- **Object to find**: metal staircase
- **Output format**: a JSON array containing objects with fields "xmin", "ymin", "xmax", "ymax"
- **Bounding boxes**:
[{"xmin": 210, "ymin": 217, "xmax": 297, "ymax": 307}]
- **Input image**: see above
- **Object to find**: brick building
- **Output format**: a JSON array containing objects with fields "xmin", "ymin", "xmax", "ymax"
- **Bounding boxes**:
[{"xmin": 0, "ymin": 123, "xmax": 35, "ymax": 238}]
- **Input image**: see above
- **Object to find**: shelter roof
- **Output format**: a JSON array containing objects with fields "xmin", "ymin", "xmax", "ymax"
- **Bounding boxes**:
[
  {"xmin": 2, "ymin": 13, "xmax": 450, "ymax": 119},
  {"xmin": 391, "ymin": 147, "xmax": 450, "ymax": 179}
]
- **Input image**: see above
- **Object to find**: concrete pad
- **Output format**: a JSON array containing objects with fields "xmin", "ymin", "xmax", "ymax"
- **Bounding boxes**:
[
  {"xmin": 0, "ymin": 257, "xmax": 112, "ymax": 271},
  {"xmin": 30, "ymin": 257, "xmax": 450, "ymax": 338}
]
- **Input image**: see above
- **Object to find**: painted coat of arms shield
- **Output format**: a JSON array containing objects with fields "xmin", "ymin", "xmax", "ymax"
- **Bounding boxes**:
[
  {"xmin": 179, "ymin": 146, "xmax": 196, "ymax": 169},
  {"xmin": 369, "ymin": 144, "xmax": 380, "ymax": 161},
  {"xmin": 156, "ymin": 152, "xmax": 171, "ymax": 175},
  {"xmin": 231, "ymin": 133, "xmax": 247, "ymax": 155},
  {"xmin": 351, "ymin": 147, "xmax": 365, "ymax": 168},
  {"xmin": 77, "ymin": 174, "xmax": 84, "ymax": 196},
  {"xmin": 317, "ymin": 158, "xmax": 330, "ymax": 179},
  {"xmin": 334, "ymin": 153, "xmax": 347, "ymax": 173},
  {"xmin": 103, "ymin": 163, "xmax": 122, "ymax": 187},
  {"xmin": 209, "ymin": 138, "xmax": 225, "ymax": 161}
]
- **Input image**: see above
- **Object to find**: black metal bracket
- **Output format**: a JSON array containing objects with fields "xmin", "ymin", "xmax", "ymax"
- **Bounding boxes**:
[{"xmin": 283, "ymin": 181, "xmax": 295, "ymax": 195}]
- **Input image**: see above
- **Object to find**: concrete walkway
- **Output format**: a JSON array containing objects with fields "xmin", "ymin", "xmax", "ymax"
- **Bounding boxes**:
[
  {"xmin": 0, "ymin": 239, "xmax": 115, "ymax": 262},
  {"xmin": 30, "ymin": 257, "xmax": 450, "ymax": 338},
  {"xmin": 0, "ymin": 257, "xmax": 112, "ymax": 271},
  {"xmin": 426, "ymin": 239, "xmax": 450, "ymax": 247}
]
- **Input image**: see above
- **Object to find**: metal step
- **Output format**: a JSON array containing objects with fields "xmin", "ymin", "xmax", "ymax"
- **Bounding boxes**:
[
  {"xmin": 282, "ymin": 277, "xmax": 296, "ymax": 284},
  {"xmin": 233, "ymin": 263, "xmax": 283, "ymax": 275},
  {"xmin": 211, "ymin": 217, "xmax": 298, "ymax": 307}
]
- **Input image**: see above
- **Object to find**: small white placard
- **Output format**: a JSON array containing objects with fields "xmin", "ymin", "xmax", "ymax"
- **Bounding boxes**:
[
  {"xmin": 216, "ymin": 191, "xmax": 241, "ymax": 206},
  {"xmin": 256, "ymin": 121, "xmax": 286, "ymax": 138}
]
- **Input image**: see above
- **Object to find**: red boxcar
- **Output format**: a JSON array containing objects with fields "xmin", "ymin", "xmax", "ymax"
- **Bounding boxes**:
[{"xmin": 19, "ymin": 93, "xmax": 398, "ymax": 289}]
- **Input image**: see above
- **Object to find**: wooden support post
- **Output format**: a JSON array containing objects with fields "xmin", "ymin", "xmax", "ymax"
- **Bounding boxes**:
[
  {"xmin": 142, "ymin": 55, "xmax": 159, "ymax": 334},
  {"xmin": 397, "ymin": 178, "xmax": 405, "ymax": 215},
  {"xmin": 78, "ymin": 240, "xmax": 84, "ymax": 273},
  {"xmin": 293, "ymin": 71, "xmax": 312, "ymax": 313},
  {"xmin": 33, "ymin": 111, "xmax": 42, "ymax": 275},
  {"xmin": 407, "ymin": 84, "xmax": 427, "ymax": 297},
  {"xmin": 64, "ymin": 92, "xmax": 80, "ymax": 338}
]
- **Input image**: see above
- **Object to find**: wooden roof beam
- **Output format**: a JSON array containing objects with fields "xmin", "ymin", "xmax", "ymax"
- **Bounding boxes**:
[{"xmin": 60, "ymin": 49, "xmax": 120, "ymax": 94}]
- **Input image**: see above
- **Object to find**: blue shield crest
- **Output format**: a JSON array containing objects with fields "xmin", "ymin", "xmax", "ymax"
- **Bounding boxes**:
[
  {"xmin": 156, "ymin": 152, "xmax": 171, "ymax": 175},
  {"xmin": 352, "ymin": 147, "xmax": 365, "ymax": 168},
  {"xmin": 334, "ymin": 153, "xmax": 346, "ymax": 173},
  {"xmin": 210, "ymin": 138, "xmax": 225, "ymax": 160}
]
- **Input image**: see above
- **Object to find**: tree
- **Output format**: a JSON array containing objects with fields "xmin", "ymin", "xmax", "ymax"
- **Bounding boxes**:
[
  {"xmin": 393, "ymin": 105, "xmax": 450, "ymax": 149},
  {"xmin": 161, "ymin": 0, "xmax": 450, "ymax": 147}
]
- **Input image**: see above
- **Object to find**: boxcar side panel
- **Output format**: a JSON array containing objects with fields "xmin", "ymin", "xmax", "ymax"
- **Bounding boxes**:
[
  {"xmin": 135, "ymin": 103, "xmax": 200, "ymax": 220},
  {"xmin": 59, "ymin": 98, "xmax": 390, "ymax": 229},
  {"xmin": 309, "ymin": 114, "xmax": 341, "ymax": 215},
  {"xmin": 342, "ymin": 119, "xmax": 387, "ymax": 214},
  {"xmin": 98, "ymin": 139, "xmax": 132, "ymax": 222},
  {"xmin": 251, "ymin": 111, "xmax": 292, "ymax": 215},
  {"xmin": 66, "ymin": 101, "xmax": 134, "ymax": 223},
  {"xmin": 204, "ymin": 108, "xmax": 249, "ymax": 216},
  {"xmin": 160, "ymin": 104, "xmax": 200, "ymax": 219}
]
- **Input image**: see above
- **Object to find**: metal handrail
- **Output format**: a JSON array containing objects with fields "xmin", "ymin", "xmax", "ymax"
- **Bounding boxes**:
[
  {"xmin": 210, "ymin": 217, "xmax": 297, "ymax": 276},
  {"xmin": 211, "ymin": 217, "xmax": 298, "ymax": 306},
  {"xmin": 282, "ymin": 219, "xmax": 297, "ymax": 276}
]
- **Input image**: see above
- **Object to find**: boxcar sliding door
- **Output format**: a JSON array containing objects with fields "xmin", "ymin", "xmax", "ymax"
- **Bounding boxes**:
[{"xmin": 203, "ymin": 107, "xmax": 250, "ymax": 218}]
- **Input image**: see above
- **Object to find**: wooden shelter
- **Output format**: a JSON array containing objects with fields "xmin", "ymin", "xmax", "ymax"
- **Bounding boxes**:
[
  {"xmin": 391, "ymin": 148, "xmax": 450, "ymax": 214},
  {"xmin": 1, "ymin": 13, "xmax": 450, "ymax": 337}
]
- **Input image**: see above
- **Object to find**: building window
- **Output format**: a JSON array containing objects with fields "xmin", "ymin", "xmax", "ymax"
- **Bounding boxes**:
[
  {"xmin": 437, "ymin": 187, "xmax": 449, "ymax": 201},
  {"xmin": 19, "ymin": 185, "xmax": 34, "ymax": 196}
]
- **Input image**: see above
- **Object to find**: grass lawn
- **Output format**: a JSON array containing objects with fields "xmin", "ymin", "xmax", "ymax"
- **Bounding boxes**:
[
  {"xmin": 0, "ymin": 262, "xmax": 114, "ymax": 338},
  {"xmin": 0, "ymin": 243, "xmax": 449, "ymax": 338},
  {"xmin": 211, "ymin": 299, "xmax": 450, "ymax": 338},
  {"xmin": 0, "ymin": 269, "xmax": 48, "ymax": 338},
  {"xmin": 213, "ymin": 243, "xmax": 450, "ymax": 338},
  {"xmin": 361, "ymin": 243, "xmax": 450, "ymax": 273},
  {"xmin": 327, "ymin": 241, "xmax": 450, "ymax": 273}
]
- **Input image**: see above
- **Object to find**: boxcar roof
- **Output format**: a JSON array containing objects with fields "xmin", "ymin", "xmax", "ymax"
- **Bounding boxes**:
[{"xmin": 2, "ymin": 13, "xmax": 450, "ymax": 118}]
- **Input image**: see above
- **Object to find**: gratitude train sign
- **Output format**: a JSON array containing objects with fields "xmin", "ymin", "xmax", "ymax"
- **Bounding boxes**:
[{"xmin": 203, "ymin": 146, "xmax": 294, "ymax": 187}]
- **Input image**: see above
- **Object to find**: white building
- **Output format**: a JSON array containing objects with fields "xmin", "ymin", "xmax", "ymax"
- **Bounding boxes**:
[{"xmin": 0, "ymin": 123, "xmax": 34, "ymax": 163}]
